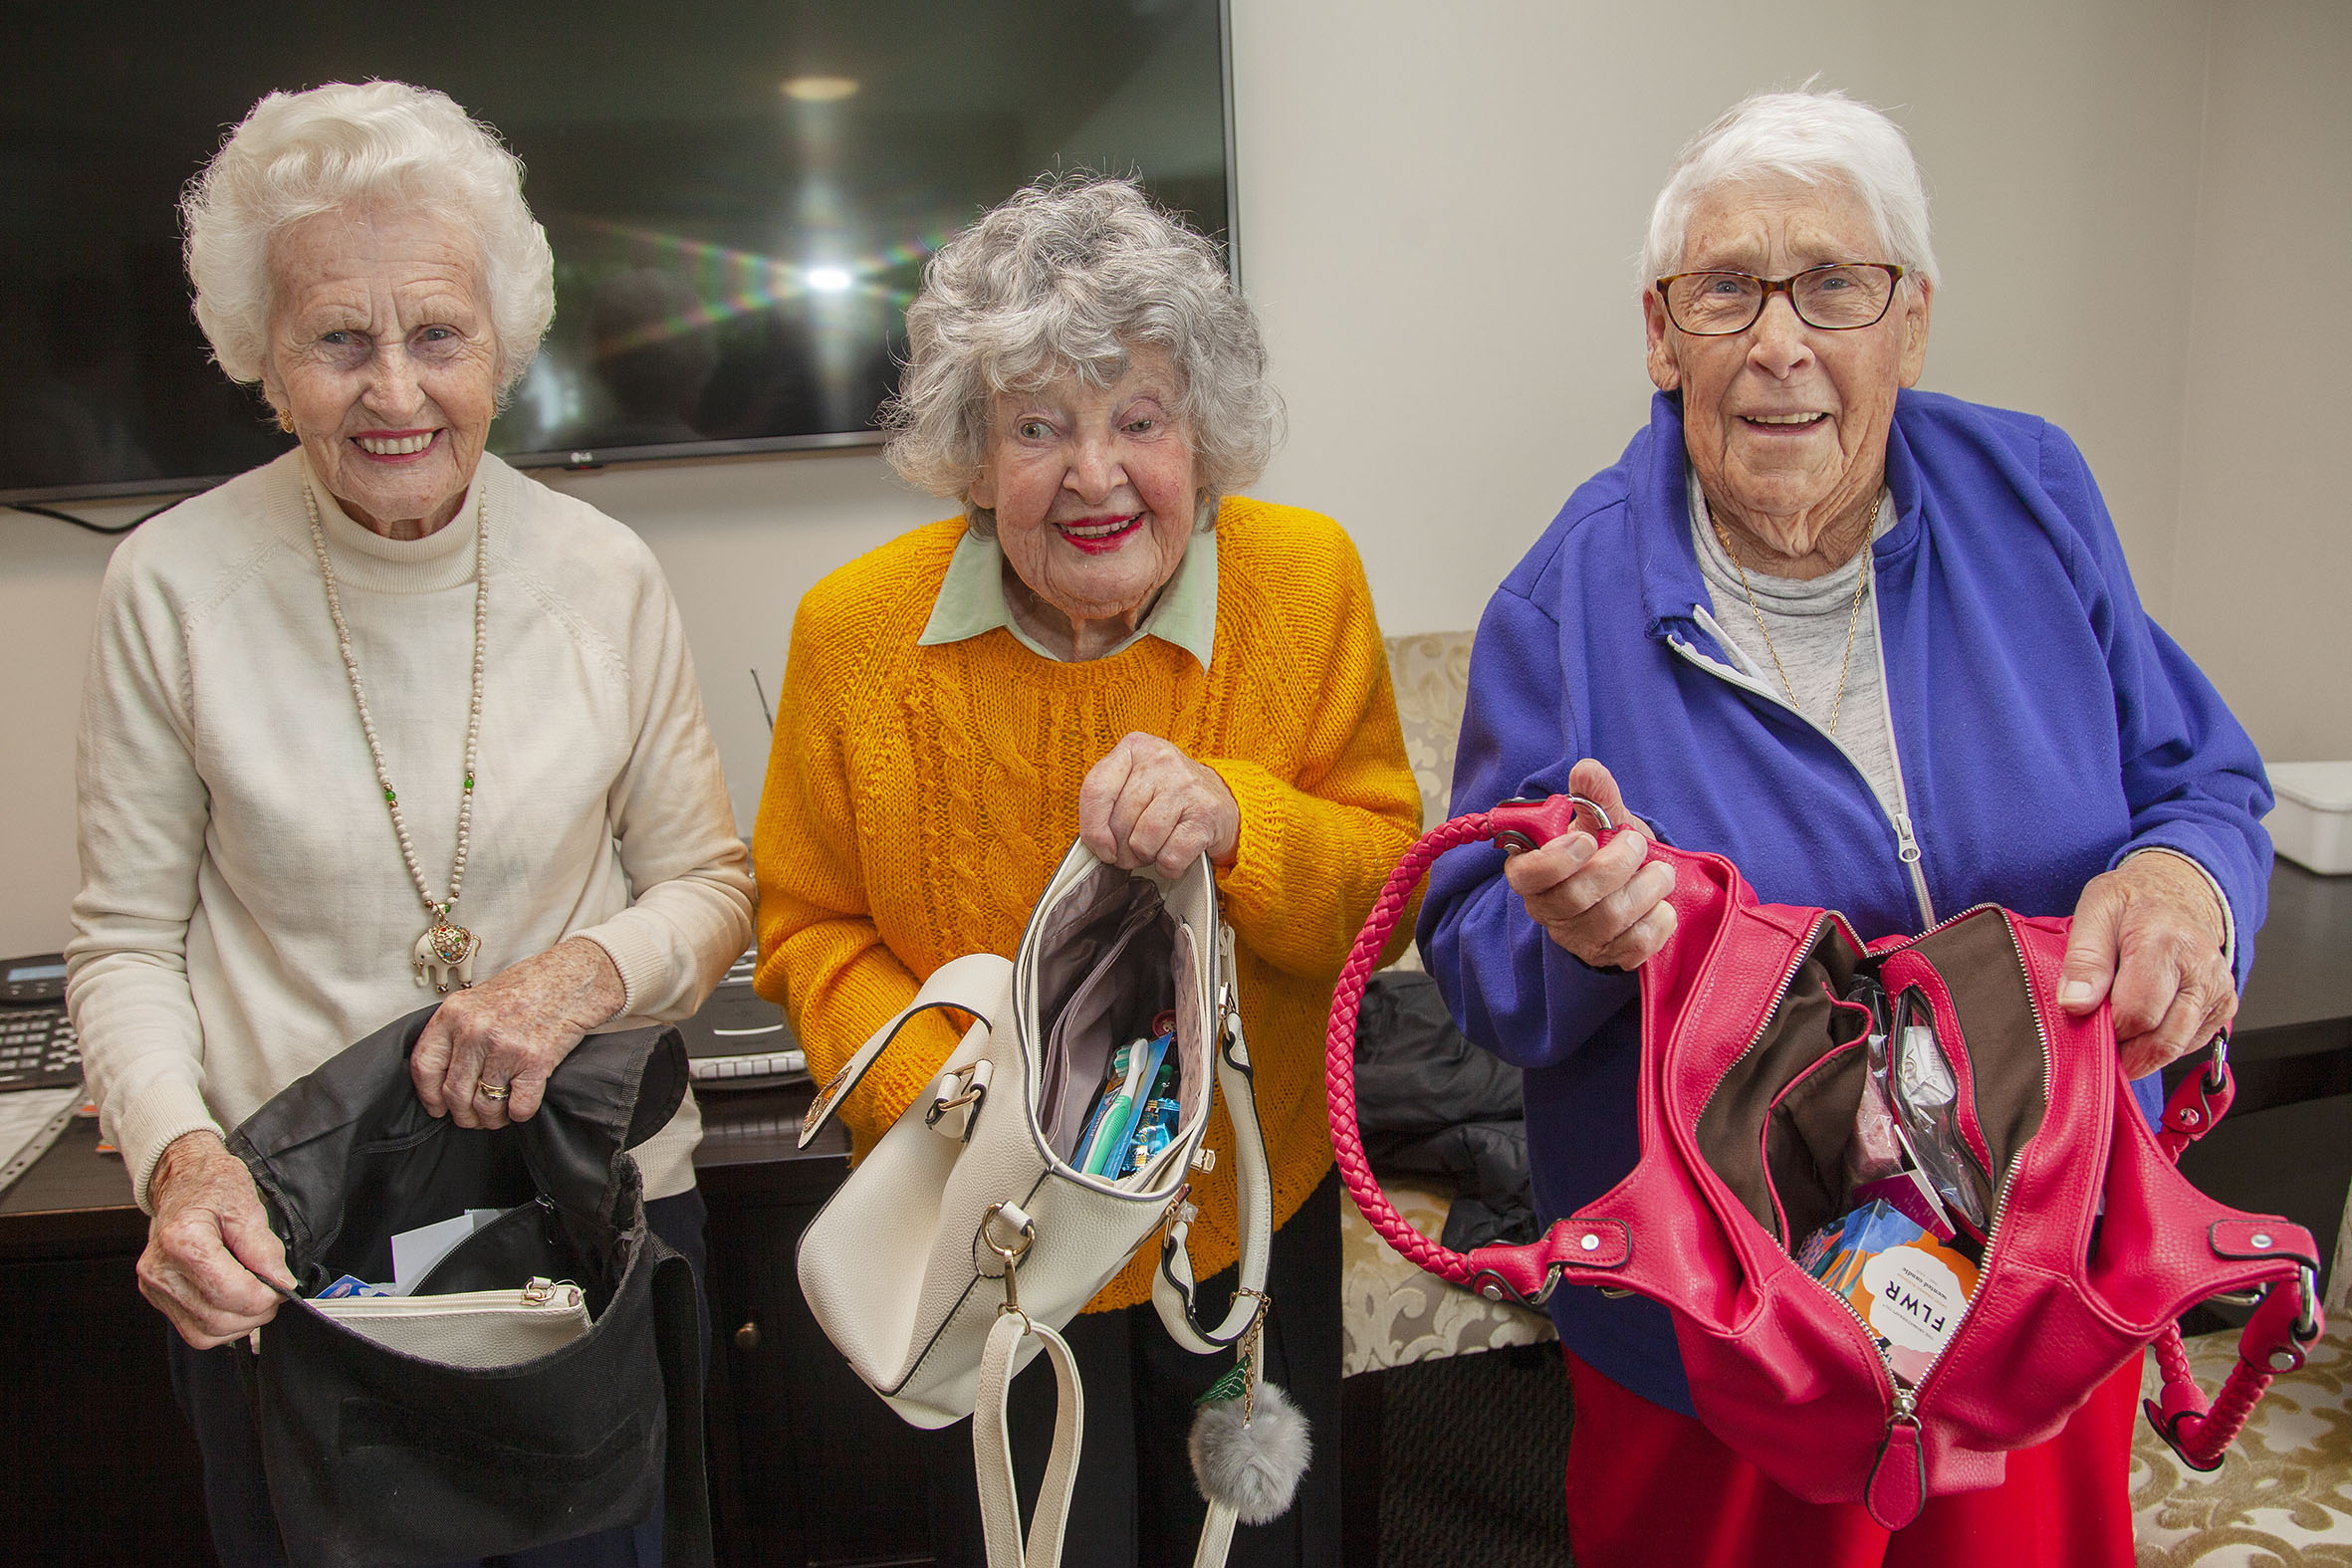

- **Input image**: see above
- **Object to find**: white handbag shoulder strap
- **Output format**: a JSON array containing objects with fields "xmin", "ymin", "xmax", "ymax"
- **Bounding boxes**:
[
  {"xmin": 798, "ymin": 952, "xmax": 1014, "ymax": 1149},
  {"xmin": 973, "ymin": 928, "xmax": 1275, "ymax": 1568},
  {"xmin": 975, "ymin": 1305, "xmax": 1252, "ymax": 1568},
  {"xmin": 1152, "ymin": 928, "xmax": 1276, "ymax": 1354},
  {"xmin": 975, "ymin": 1311, "xmax": 1082, "ymax": 1568}
]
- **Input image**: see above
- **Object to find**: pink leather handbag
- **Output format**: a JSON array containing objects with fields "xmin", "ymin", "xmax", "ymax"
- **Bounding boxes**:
[{"xmin": 1327, "ymin": 794, "xmax": 2326, "ymax": 1529}]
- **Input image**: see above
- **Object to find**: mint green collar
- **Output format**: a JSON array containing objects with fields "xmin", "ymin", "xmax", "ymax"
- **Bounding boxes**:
[{"xmin": 917, "ymin": 528, "xmax": 1218, "ymax": 667}]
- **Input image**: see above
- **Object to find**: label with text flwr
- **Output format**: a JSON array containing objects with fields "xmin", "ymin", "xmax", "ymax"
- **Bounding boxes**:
[{"xmin": 1857, "ymin": 1236, "xmax": 1979, "ymax": 1363}]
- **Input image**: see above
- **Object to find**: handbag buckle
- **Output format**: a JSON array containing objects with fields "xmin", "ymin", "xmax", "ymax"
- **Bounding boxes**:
[
  {"xmin": 979, "ymin": 1202, "xmax": 1037, "ymax": 1319},
  {"xmin": 1491, "ymin": 792, "xmax": 1614, "ymax": 856},
  {"xmin": 926, "ymin": 1060, "xmax": 993, "ymax": 1141},
  {"xmin": 1160, "ymin": 1183, "xmax": 1196, "ymax": 1232}
]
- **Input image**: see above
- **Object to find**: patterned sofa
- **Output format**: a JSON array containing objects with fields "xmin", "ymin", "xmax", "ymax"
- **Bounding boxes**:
[
  {"xmin": 1359, "ymin": 631, "xmax": 2352, "ymax": 1563},
  {"xmin": 1342, "ymin": 633, "xmax": 1557, "ymax": 1379}
]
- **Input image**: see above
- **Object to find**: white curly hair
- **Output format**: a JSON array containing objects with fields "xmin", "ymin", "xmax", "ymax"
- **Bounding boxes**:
[{"xmin": 181, "ymin": 80, "xmax": 555, "ymax": 393}]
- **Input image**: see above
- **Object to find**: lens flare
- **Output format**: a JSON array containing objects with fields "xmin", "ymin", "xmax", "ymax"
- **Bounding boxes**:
[{"xmin": 553, "ymin": 215, "xmax": 950, "ymax": 352}]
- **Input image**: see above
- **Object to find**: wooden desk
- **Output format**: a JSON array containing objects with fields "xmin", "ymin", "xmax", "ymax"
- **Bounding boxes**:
[
  {"xmin": 692, "ymin": 1084, "xmax": 955, "ymax": 1566},
  {"xmin": 2237, "ymin": 860, "xmax": 2352, "ymax": 1037}
]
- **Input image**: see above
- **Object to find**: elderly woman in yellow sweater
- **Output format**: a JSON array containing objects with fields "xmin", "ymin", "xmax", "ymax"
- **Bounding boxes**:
[{"xmin": 752, "ymin": 174, "xmax": 1419, "ymax": 1567}]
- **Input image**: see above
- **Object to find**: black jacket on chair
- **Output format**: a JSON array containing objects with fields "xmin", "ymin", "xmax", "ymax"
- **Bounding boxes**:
[{"xmin": 226, "ymin": 1005, "xmax": 711, "ymax": 1568}]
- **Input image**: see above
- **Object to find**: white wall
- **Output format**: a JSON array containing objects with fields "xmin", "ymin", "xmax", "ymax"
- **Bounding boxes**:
[
  {"xmin": 0, "ymin": 510, "xmax": 126, "ymax": 958},
  {"xmin": 2165, "ymin": 0, "xmax": 2352, "ymax": 763},
  {"xmin": 3, "ymin": 0, "xmax": 2346, "ymax": 959},
  {"xmin": 1229, "ymin": 0, "xmax": 2214, "ymax": 630}
]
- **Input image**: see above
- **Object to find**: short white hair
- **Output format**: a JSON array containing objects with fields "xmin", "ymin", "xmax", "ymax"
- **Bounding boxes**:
[
  {"xmin": 1643, "ymin": 89, "xmax": 1940, "ymax": 291},
  {"xmin": 882, "ymin": 174, "xmax": 1282, "ymax": 537},
  {"xmin": 181, "ymin": 81, "xmax": 555, "ymax": 391}
]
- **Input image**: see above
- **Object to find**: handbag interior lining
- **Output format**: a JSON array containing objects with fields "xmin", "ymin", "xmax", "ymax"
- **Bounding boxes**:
[
  {"xmin": 1031, "ymin": 863, "xmax": 1199, "ymax": 1173},
  {"xmin": 1693, "ymin": 908, "xmax": 2051, "ymax": 1251}
]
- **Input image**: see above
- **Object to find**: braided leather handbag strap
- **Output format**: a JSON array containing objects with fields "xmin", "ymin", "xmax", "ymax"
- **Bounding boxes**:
[
  {"xmin": 1327, "ymin": 795, "xmax": 1611, "ymax": 1286},
  {"xmin": 2148, "ymin": 1252, "xmax": 2322, "ymax": 1469},
  {"xmin": 1326, "ymin": 810, "xmax": 1499, "ymax": 1284},
  {"xmin": 2143, "ymin": 1048, "xmax": 2325, "ymax": 1470}
]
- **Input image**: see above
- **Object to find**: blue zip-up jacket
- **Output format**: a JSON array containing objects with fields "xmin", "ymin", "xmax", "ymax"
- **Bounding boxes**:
[{"xmin": 1418, "ymin": 389, "xmax": 2272, "ymax": 1417}]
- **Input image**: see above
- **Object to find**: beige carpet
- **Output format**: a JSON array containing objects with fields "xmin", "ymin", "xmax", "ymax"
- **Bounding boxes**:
[{"xmin": 2132, "ymin": 1320, "xmax": 2352, "ymax": 1565}]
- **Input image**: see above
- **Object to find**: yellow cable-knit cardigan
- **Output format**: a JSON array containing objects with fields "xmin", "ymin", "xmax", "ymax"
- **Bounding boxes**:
[{"xmin": 753, "ymin": 498, "xmax": 1421, "ymax": 1311}]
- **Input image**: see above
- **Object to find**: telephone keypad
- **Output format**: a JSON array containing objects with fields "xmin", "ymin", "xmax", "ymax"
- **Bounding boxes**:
[{"xmin": 0, "ymin": 1007, "xmax": 82, "ymax": 1092}]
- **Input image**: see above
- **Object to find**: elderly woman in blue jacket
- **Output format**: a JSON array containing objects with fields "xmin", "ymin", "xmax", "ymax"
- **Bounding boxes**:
[{"xmin": 1419, "ymin": 90, "xmax": 2268, "ymax": 1568}]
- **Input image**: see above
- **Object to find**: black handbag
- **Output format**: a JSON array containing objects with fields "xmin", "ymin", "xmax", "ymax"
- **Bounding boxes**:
[{"xmin": 225, "ymin": 1005, "xmax": 713, "ymax": 1568}]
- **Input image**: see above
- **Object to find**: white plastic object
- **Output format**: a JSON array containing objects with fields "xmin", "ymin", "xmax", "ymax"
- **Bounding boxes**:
[{"xmin": 2267, "ymin": 762, "xmax": 2352, "ymax": 875}]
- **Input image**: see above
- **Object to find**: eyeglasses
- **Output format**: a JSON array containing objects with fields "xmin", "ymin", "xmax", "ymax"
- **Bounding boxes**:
[{"xmin": 1655, "ymin": 263, "xmax": 1909, "ymax": 336}]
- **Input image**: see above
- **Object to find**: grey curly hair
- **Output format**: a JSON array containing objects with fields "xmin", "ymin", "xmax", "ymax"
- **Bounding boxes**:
[
  {"xmin": 881, "ymin": 174, "xmax": 1282, "ymax": 536},
  {"xmin": 181, "ymin": 80, "xmax": 555, "ymax": 394}
]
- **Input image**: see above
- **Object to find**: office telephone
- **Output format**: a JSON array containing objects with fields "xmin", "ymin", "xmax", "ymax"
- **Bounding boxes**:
[{"xmin": 0, "ymin": 954, "xmax": 81, "ymax": 1092}]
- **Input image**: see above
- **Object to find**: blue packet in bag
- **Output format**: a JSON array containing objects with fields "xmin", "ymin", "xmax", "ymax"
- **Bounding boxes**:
[
  {"xmin": 1112, "ymin": 1054, "xmax": 1184, "ymax": 1176},
  {"xmin": 1084, "ymin": 1030, "xmax": 1172, "ymax": 1178}
]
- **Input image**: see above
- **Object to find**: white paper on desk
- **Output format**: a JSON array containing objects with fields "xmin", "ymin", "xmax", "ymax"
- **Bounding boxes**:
[
  {"xmin": 388, "ymin": 1209, "xmax": 503, "ymax": 1294},
  {"xmin": 0, "ymin": 1087, "xmax": 82, "ymax": 1196}
]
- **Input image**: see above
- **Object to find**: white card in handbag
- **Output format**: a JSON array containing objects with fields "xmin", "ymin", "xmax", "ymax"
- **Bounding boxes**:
[{"xmin": 304, "ymin": 1277, "xmax": 590, "ymax": 1368}]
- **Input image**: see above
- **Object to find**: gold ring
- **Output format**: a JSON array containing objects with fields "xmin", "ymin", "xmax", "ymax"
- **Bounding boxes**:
[{"xmin": 477, "ymin": 1081, "xmax": 511, "ymax": 1101}]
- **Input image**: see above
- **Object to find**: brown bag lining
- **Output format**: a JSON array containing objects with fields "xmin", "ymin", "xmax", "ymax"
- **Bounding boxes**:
[
  {"xmin": 1696, "ymin": 931, "xmax": 1862, "ymax": 1242},
  {"xmin": 1695, "ymin": 909, "xmax": 2050, "ymax": 1251},
  {"xmin": 1761, "ymin": 1028, "xmax": 1873, "ymax": 1246},
  {"xmin": 1894, "ymin": 912, "xmax": 2049, "ymax": 1193}
]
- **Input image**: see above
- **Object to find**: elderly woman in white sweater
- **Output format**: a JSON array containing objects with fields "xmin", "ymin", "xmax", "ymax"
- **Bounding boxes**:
[{"xmin": 66, "ymin": 81, "xmax": 751, "ymax": 1565}]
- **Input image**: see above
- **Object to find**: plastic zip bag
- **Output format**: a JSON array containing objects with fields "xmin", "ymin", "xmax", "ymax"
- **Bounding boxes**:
[{"xmin": 1879, "ymin": 990, "xmax": 1991, "ymax": 1235}]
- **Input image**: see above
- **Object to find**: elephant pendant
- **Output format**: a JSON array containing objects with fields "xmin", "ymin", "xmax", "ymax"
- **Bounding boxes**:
[{"xmin": 413, "ymin": 918, "xmax": 481, "ymax": 993}]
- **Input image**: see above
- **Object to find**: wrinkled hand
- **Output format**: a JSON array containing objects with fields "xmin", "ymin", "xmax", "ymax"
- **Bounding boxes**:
[
  {"xmin": 1504, "ymin": 759, "xmax": 1676, "ymax": 970},
  {"xmin": 1078, "ymin": 733, "xmax": 1242, "ymax": 876},
  {"xmin": 2059, "ymin": 852, "xmax": 2234, "ymax": 1078},
  {"xmin": 411, "ymin": 938, "xmax": 626, "ymax": 1129},
  {"xmin": 139, "ymin": 1129, "xmax": 294, "ymax": 1349}
]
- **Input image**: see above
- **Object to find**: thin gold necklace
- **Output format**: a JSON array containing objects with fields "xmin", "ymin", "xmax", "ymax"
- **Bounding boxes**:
[
  {"xmin": 1708, "ymin": 501, "xmax": 1875, "ymax": 737},
  {"xmin": 304, "ymin": 483, "xmax": 488, "ymax": 992}
]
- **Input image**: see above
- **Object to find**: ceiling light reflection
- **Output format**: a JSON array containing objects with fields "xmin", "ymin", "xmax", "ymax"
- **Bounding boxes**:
[{"xmin": 781, "ymin": 76, "xmax": 859, "ymax": 103}]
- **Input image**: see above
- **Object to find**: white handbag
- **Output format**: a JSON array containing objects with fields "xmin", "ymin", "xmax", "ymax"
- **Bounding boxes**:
[{"xmin": 795, "ymin": 839, "xmax": 1286, "ymax": 1568}]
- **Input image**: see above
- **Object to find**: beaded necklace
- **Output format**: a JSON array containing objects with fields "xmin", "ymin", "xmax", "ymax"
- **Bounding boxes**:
[{"xmin": 303, "ymin": 483, "xmax": 487, "ymax": 992}]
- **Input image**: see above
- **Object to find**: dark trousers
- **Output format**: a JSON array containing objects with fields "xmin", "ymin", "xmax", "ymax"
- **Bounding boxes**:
[
  {"xmin": 925, "ymin": 1166, "xmax": 1342, "ymax": 1568},
  {"xmin": 167, "ymin": 1188, "xmax": 709, "ymax": 1568}
]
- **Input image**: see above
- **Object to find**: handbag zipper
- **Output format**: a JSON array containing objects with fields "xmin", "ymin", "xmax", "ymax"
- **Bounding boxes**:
[
  {"xmin": 1788, "ymin": 908, "xmax": 2049, "ymax": 1458},
  {"xmin": 1703, "ymin": 903, "xmax": 2023, "ymax": 1451},
  {"xmin": 313, "ymin": 1277, "xmax": 585, "ymax": 1315},
  {"xmin": 1686, "ymin": 910, "xmax": 1911, "ymax": 1427},
  {"xmin": 1891, "ymin": 915, "xmax": 2050, "ymax": 1405}
]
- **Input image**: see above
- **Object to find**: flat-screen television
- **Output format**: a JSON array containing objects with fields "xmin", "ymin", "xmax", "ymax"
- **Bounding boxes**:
[{"xmin": 1, "ymin": 0, "xmax": 1235, "ymax": 504}]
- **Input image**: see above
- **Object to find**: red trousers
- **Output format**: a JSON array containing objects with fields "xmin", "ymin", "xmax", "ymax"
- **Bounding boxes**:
[{"xmin": 1559, "ymin": 1349, "xmax": 2142, "ymax": 1568}]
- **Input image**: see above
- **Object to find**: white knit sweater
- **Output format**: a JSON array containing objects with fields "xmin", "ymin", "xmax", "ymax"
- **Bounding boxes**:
[{"xmin": 68, "ymin": 449, "xmax": 753, "ymax": 1209}]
